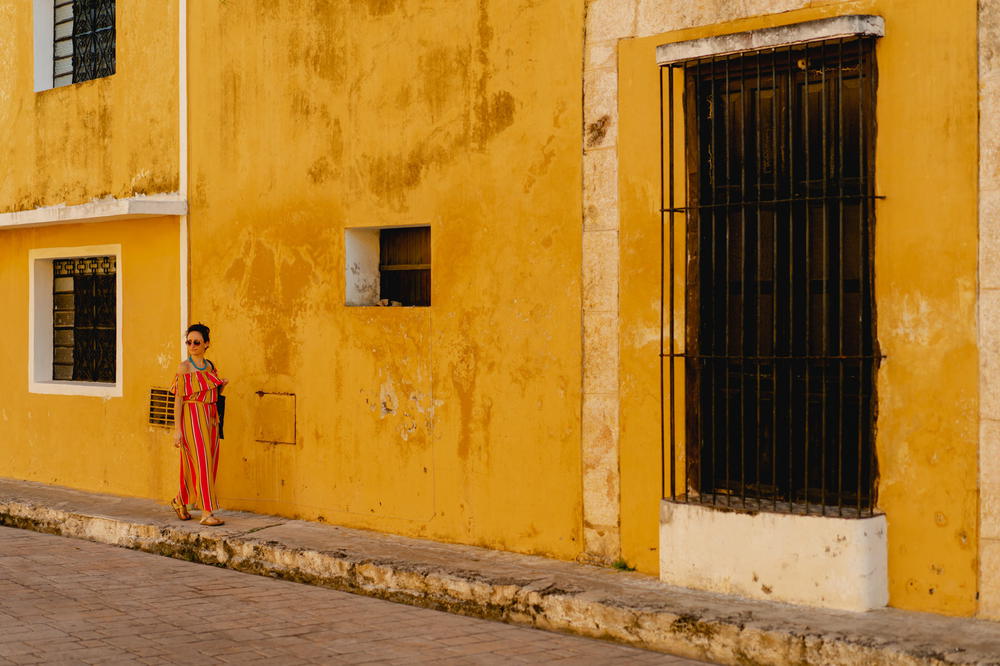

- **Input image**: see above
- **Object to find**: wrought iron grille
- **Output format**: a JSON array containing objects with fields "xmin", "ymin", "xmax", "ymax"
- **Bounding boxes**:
[
  {"xmin": 660, "ymin": 38, "xmax": 881, "ymax": 517},
  {"xmin": 53, "ymin": 256, "xmax": 116, "ymax": 383},
  {"xmin": 380, "ymin": 227, "xmax": 431, "ymax": 306},
  {"xmin": 61, "ymin": 0, "xmax": 116, "ymax": 85},
  {"xmin": 148, "ymin": 388, "xmax": 175, "ymax": 427}
]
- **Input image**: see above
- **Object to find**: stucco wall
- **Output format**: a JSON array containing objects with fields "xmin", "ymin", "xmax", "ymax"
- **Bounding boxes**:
[
  {"xmin": 612, "ymin": 0, "xmax": 979, "ymax": 616},
  {"xmin": 0, "ymin": 217, "xmax": 181, "ymax": 498},
  {"xmin": 0, "ymin": 0, "xmax": 179, "ymax": 212},
  {"xmin": 185, "ymin": 1, "xmax": 586, "ymax": 559}
]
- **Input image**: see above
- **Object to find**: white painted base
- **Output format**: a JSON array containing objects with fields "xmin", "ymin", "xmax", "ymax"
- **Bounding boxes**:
[{"xmin": 660, "ymin": 500, "xmax": 888, "ymax": 611}]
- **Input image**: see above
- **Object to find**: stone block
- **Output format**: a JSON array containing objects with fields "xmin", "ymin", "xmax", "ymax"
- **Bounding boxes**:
[
  {"xmin": 636, "ymin": 0, "xmax": 809, "ymax": 38},
  {"xmin": 981, "ymin": 0, "xmax": 1000, "ymax": 71},
  {"xmin": 586, "ymin": 0, "xmax": 636, "ymax": 43},
  {"xmin": 583, "ymin": 148, "xmax": 620, "ymax": 231},
  {"xmin": 981, "ymin": 290, "xmax": 1000, "ymax": 420},
  {"xmin": 582, "ymin": 393, "xmax": 620, "ymax": 528},
  {"xmin": 982, "ymin": 419, "xmax": 1000, "ymax": 540},
  {"xmin": 980, "ymin": 190, "xmax": 1000, "ymax": 289},
  {"xmin": 981, "ymin": 538, "xmax": 1000, "ymax": 619},
  {"xmin": 583, "ymin": 525, "xmax": 620, "ymax": 562},
  {"xmin": 584, "ymin": 70, "xmax": 618, "ymax": 149},
  {"xmin": 582, "ymin": 392, "xmax": 619, "ymax": 462},
  {"xmin": 583, "ymin": 230, "xmax": 619, "ymax": 313},
  {"xmin": 983, "ymin": 420, "xmax": 1000, "ymax": 484},
  {"xmin": 586, "ymin": 40, "xmax": 618, "ymax": 71},
  {"xmin": 583, "ymin": 311, "xmax": 619, "ymax": 394}
]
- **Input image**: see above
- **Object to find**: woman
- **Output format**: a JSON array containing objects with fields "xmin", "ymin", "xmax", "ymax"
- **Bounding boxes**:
[{"xmin": 170, "ymin": 323, "xmax": 229, "ymax": 526}]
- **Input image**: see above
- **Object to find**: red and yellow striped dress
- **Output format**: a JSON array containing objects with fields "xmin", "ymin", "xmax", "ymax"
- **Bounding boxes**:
[{"xmin": 171, "ymin": 367, "xmax": 225, "ymax": 513}]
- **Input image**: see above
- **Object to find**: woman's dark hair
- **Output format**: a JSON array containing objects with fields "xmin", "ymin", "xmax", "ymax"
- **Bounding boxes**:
[{"xmin": 186, "ymin": 323, "xmax": 211, "ymax": 342}]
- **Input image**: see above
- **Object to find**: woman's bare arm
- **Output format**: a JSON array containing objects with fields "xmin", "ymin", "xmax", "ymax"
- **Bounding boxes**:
[{"xmin": 173, "ymin": 362, "xmax": 187, "ymax": 447}]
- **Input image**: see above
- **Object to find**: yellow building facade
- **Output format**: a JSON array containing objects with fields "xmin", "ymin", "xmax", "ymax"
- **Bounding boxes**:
[{"xmin": 0, "ymin": 0, "xmax": 995, "ymax": 621}]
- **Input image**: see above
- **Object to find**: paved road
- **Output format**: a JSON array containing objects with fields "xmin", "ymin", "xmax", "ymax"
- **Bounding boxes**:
[{"xmin": 0, "ymin": 527, "xmax": 708, "ymax": 665}]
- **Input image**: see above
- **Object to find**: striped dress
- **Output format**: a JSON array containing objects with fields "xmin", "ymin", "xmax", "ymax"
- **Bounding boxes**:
[{"xmin": 171, "ymin": 367, "xmax": 225, "ymax": 512}]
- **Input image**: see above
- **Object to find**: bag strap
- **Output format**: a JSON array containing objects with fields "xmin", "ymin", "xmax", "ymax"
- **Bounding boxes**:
[{"xmin": 207, "ymin": 359, "xmax": 223, "ymax": 395}]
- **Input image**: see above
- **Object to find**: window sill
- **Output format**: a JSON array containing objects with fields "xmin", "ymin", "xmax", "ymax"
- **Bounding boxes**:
[
  {"xmin": 29, "ymin": 380, "xmax": 121, "ymax": 398},
  {"xmin": 660, "ymin": 499, "xmax": 887, "ymax": 610}
]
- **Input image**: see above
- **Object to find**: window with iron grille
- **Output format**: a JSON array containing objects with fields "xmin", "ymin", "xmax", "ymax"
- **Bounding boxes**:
[
  {"xmin": 661, "ymin": 36, "xmax": 880, "ymax": 516},
  {"xmin": 52, "ymin": 0, "xmax": 115, "ymax": 87},
  {"xmin": 52, "ymin": 256, "xmax": 116, "ymax": 383}
]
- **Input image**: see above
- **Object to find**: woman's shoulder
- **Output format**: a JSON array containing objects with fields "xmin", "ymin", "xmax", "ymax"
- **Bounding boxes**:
[{"xmin": 177, "ymin": 360, "xmax": 191, "ymax": 374}]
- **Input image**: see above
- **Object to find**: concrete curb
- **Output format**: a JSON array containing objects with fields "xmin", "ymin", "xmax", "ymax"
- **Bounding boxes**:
[{"xmin": 0, "ymin": 486, "xmax": 996, "ymax": 665}]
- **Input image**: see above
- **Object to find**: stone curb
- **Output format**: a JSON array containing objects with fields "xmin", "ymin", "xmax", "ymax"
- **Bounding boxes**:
[{"xmin": 0, "ymin": 495, "xmax": 992, "ymax": 665}]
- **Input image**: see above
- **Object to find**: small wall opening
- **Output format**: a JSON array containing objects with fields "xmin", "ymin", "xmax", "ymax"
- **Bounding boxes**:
[{"xmin": 345, "ymin": 226, "xmax": 431, "ymax": 307}]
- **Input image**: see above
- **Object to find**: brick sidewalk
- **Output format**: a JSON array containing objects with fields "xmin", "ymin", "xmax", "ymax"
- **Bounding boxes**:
[
  {"xmin": 0, "ymin": 527, "xmax": 701, "ymax": 664},
  {"xmin": 1, "ymin": 477, "xmax": 999, "ymax": 665}
]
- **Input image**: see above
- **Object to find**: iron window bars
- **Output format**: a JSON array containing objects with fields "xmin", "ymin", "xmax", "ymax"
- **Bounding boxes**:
[
  {"xmin": 53, "ymin": 256, "xmax": 116, "ymax": 383},
  {"xmin": 660, "ymin": 37, "xmax": 881, "ymax": 517},
  {"xmin": 53, "ymin": 0, "xmax": 115, "ymax": 87}
]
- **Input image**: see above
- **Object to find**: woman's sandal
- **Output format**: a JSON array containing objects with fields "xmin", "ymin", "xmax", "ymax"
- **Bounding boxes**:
[
  {"xmin": 169, "ymin": 498, "xmax": 191, "ymax": 521},
  {"xmin": 200, "ymin": 515, "xmax": 225, "ymax": 526}
]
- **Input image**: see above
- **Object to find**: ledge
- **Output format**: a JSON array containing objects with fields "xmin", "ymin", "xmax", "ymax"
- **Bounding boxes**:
[
  {"xmin": 656, "ymin": 15, "xmax": 885, "ymax": 65},
  {"xmin": 0, "ymin": 195, "xmax": 188, "ymax": 230},
  {"xmin": 660, "ymin": 500, "xmax": 887, "ymax": 612}
]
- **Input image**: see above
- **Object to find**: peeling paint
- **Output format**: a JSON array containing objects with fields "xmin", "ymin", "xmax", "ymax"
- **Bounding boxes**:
[{"xmin": 2, "ymin": 0, "xmax": 585, "ymax": 567}]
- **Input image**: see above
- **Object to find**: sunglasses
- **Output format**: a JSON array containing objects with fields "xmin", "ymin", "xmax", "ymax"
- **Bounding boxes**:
[{"xmin": 185, "ymin": 340, "xmax": 204, "ymax": 346}]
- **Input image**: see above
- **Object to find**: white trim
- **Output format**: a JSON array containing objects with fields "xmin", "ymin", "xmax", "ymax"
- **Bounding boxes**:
[
  {"xmin": 656, "ymin": 15, "xmax": 885, "ymax": 65},
  {"xmin": 28, "ymin": 244, "xmax": 124, "ymax": 398},
  {"xmin": 179, "ymin": 0, "xmax": 188, "ymax": 197},
  {"xmin": 32, "ymin": 0, "xmax": 54, "ymax": 92},
  {"xmin": 0, "ymin": 196, "xmax": 187, "ymax": 230},
  {"xmin": 179, "ymin": 216, "xmax": 188, "ymax": 355},
  {"xmin": 660, "ymin": 500, "xmax": 888, "ymax": 611},
  {"xmin": 179, "ymin": 0, "xmax": 189, "ymax": 356}
]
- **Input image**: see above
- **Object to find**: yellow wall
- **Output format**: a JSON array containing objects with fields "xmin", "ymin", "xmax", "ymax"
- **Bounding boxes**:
[
  {"xmin": 3, "ymin": 0, "xmax": 979, "ymax": 618},
  {"xmin": 185, "ymin": 1, "xmax": 586, "ymax": 558},
  {"xmin": 0, "ymin": 217, "xmax": 181, "ymax": 499},
  {"xmin": 0, "ymin": 0, "xmax": 178, "ymax": 212},
  {"xmin": 618, "ymin": 1, "xmax": 980, "ymax": 615},
  {"xmin": 0, "ymin": 3, "xmax": 182, "ymax": 501}
]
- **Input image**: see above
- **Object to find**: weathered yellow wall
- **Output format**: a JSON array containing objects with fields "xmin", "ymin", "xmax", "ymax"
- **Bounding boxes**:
[
  {"xmin": 186, "ymin": 1, "xmax": 586, "ymax": 558},
  {"xmin": 0, "ymin": 3, "xmax": 182, "ymax": 499},
  {"xmin": 618, "ymin": 1, "xmax": 979, "ymax": 615},
  {"xmin": 0, "ymin": 218, "xmax": 181, "ymax": 499},
  {"xmin": 0, "ymin": 0, "xmax": 178, "ymax": 213}
]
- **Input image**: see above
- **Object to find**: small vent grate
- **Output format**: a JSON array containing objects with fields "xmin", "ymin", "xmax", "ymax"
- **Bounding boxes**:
[{"xmin": 149, "ymin": 387, "xmax": 174, "ymax": 427}]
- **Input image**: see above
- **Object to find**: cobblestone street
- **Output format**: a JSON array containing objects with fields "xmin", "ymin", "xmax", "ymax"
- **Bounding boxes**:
[{"xmin": 0, "ymin": 527, "xmax": 706, "ymax": 665}]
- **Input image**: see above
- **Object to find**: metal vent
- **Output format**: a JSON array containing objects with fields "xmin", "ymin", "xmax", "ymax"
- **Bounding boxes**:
[{"xmin": 149, "ymin": 388, "xmax": 174, "ymax": 427}]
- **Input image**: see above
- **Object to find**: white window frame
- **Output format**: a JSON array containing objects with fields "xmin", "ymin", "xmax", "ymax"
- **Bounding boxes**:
[
  {"xmin": 33, "ymin": 0, "xmax": 55, "ymax": 92},
  {"xmin": 28, "ymin": 244, "xmax": 123, "ymax": 397}
]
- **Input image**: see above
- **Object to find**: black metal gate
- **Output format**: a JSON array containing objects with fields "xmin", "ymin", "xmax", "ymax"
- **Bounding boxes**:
[{"xmin": 661, "ymin": 38, "xmax": 881, "ymax": 517}]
